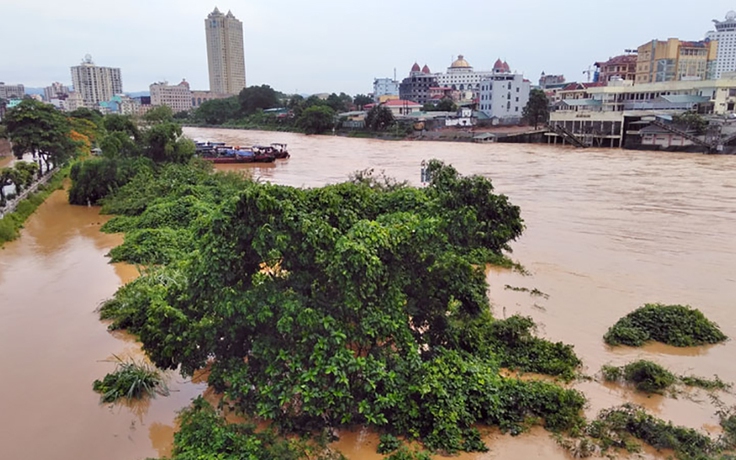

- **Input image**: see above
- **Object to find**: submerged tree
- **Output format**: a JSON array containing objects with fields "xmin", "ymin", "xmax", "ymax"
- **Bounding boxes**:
[{"xmin": 97, "ymin": 160, "xmax": 588, "ymax": 453}]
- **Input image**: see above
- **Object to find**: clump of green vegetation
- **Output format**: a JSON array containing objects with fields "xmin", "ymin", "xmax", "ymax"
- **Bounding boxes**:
[
  {"xmin": 93, "ymin": 356, "xmax": 168, "ymax": 403},
  {"xmin": 604, "ymin": 303, "xmax": 727, "ymax": 347},
  {"xmin": 169, "ymin": 397, "xmax": 345, "ymax": 460},
  {"xmin": 488, "ymin": 315, "xmax": 582, "ymax": 381},
  {"xmin": 385, "ymin": 447, "xmax": 432, "ymax": 460},
  {"xmin": 377, "ymin": 434, "xmax": 401, "ymax": 454},
  {"xmin": 601, "ymin": 360, "xmax": 676, "ymax": 393},
  {"xmin": 603, "ymin": 361, "xmax": 733, "ymax": 396},
  {"xmin": 681, "ymin": 375, "xmax": 732, "ymax": 391},
  {"xmin": 503, "ymin": 285, "xmax": 549, "ymax": 299},
  {"xmin": 587, "ymin": 404, "xmax": 724, "ymax": 459}
]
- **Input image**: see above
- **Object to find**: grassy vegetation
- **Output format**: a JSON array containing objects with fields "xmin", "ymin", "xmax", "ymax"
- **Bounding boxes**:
[
  {"xmin": 0, "ymin": 165, "xmax": 69, "ymax": 248},
  {"xmin": 604, "ymin": 303, "xmax": 728, "ymax": 347},
  {"xmin": 92, "ymin": 356, "xmax": 168, "ymax": 403}
]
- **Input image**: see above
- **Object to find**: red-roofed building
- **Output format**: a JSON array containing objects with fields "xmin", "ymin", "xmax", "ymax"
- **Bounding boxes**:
[
  {"xmin": 594, "ymin": 54, "xmax": 637, "ymax": 84},
  {"xmin": 381, "ymin": 99, "xmax": 423, "ymax": 116}
]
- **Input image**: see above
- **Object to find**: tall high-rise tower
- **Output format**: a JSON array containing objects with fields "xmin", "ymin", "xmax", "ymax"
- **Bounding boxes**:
[
  {"xmin": 205, "ymin": 7, "xmax": 246, "ymax": 95},
  {"xmin": 70, "ymin": 55, "xmax": 123, "ymax": 107},
  {"xmin": 708, "ymin": 11, "xmax": 736, "ymax": 79}
]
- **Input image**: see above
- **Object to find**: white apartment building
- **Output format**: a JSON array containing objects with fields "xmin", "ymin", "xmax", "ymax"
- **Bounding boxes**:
[
  {"xmin": 70, "ymin": 55, "xmax": 123, "ymax": 107},
  {"xmin": 150, "ymin": 79, "xmax": 192, "ymax": 113},
  {"xmin": 434, "ymin": 55, "xmax": 494, "ymax": 93},
  {"xmin": 478, "ymin": 62, "xmax": 530, "ymax": 122},
  {"xmin": 0, "ymin": 82, "xmax": 25, "ymax": 99},
  {"xmin": 707, "ymin": 11, "xmax": 736, "ymax": 78},
  {"xmin": 373, "ymin": 78, "xmax": 399, "ymax": 102},
  {"xmin": 206, "ymin": 8, "xmax": 246, "ymax": 95}
]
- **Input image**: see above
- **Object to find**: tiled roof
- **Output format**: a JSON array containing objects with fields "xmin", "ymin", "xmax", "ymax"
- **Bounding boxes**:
[{"xmin": 383, "ymin": 99, "xmax": 422, "ymax": 107}]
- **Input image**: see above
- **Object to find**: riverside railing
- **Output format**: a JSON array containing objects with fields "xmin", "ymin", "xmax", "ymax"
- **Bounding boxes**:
[{"xmin": 0, "ymin": 170, "xmax": 56, "ymax": 219}]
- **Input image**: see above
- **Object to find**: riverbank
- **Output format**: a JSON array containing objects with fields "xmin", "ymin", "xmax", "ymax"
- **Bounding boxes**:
[{"xmin": 0, "ymin": 165, "xmax": 68, "ymax": 247}]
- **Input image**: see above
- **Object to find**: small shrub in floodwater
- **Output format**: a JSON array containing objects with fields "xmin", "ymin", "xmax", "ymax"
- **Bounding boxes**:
[
  {"xmin": 604, "ymin": 303, "xmax": 727, "ymax": 347},
  {"xmin": 377, "ymin": 434, "xmax": 401, "ymax": 454},
  {"xmin": 93, "ymin": 356, "xmax": 168, "ymax": 403}
]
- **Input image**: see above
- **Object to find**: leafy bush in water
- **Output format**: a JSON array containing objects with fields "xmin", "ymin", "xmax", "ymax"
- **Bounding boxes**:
[
  {"xmin": 93, "ymin": 357, "xmax": 168, "ymax": 403},
  {"xmin": 385, "ymin": 447, "xmax": 432, "ymax": 460},
  {"xmin": 601, "ymin": 360, "xmax": 676, "ymax": 393},
  {"xmin": 604, "ymin": 303, "xmax": 727, "ymax": 347},
  {"xmin": 487, "ymin": 315, "xmax": 582, "ymax": 381},
  {"xmin": 588, "ymin": 404, "xmax": 723, "ymax": 459},
  {"xmin": 170, "ymin": 397, "xmax": 312, "ymax": 460},
  {"xmin": 377, "ymin": 434, "xmax": 401, "ymax": 454}
]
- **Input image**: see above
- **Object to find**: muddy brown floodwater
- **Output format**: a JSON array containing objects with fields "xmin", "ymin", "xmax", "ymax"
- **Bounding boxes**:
[{"xmin": 1, "ymin": 128, "xmax": 735, "ymax": 460}]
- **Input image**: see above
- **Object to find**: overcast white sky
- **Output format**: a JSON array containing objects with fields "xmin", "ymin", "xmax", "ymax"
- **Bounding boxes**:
[{"xmin": 0, "ymin": 0, "xmax": 733, "ymax": 95}]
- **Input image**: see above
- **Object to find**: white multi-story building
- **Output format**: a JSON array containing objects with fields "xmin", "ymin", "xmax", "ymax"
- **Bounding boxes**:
[
  {"xmin": 478, "ymin": 61, "xmax": 530, "ymax": 122},
  {"xmin": 373, "ymin": 78, "xmax": 399, "ymax": 102},
  {"xmin": 478, "ymin": 59, "xmax": 531, "ymax": 122},
  {"xmin": 206, "ymin": 7, "xmax": 246, "ymax": 95},
  {"xmin": 150, "ymin": 79, "xmax": 192, "ymax": 113},
  {"xmin": 0, "ymin": 82, "xmax": 25, "ymax": 99},
  {"xmin": 707, "ymin": 11, "xmax": 736, "ymax": 78},
  {"xmin": 70, "ymin": 55, "xmax": 123, "ymax": 107},
  {"xmin": 434, "ymin": 55, "xmax": 495, "ymax": 93}
]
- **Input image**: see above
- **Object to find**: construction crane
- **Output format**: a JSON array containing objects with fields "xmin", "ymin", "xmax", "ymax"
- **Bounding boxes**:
[{"xmin": 582, "ymin": 66, "xmax": 594, "ymax": 82}]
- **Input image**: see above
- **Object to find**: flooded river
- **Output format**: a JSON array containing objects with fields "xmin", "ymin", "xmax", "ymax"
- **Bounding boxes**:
[{"xmin": 1, "ymin": 127, "xmax": 735, "ymax": 459}]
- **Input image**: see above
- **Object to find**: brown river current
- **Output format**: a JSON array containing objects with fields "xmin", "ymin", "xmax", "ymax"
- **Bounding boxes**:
[{"xmin": 1, "ymin": 127, "xmax": 735, "ymax": 459}]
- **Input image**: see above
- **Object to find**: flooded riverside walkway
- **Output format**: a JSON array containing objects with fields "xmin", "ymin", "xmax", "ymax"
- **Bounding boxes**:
[{"xmin": 0, "ymin": 127, "xmax": 735, "ymax": 459}]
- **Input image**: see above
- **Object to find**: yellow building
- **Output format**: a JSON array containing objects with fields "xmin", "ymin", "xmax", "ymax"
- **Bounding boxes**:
[{"xmin": 636, "ymin": 38, "xmax": 717, "ymax": 84}]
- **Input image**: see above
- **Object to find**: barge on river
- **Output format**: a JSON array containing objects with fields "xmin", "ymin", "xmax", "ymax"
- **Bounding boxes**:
[{"xmin": 195, "ymin": 142, "xmax": 291, "ymax": 163}]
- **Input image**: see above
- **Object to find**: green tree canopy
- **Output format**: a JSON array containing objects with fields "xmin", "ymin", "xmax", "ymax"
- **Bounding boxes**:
[
  {"xmin": 423, "ymin": 98, "xmax": 457, "ymax": 112},
  {"xmin": 67, "ymin": 107, "xmax": 104, "ymax": 127},
  {"xmin": 104, "ymin": 114, "xmax": 140, "ymax": 140},
  {"xmin": 353, "ymin": 94, "xmax": 373, "ymax": 109},
  {"xmin": 522, "ymin": 89, "xmax": 550, "ymax": 129},
  {"xmin": 193, "ymin": 97, "xmax": 240, "ymax": 125},
  {"xmin": 143, "ymin": 105, "xmax": 175, "ymax": 124},
  {"xmin": 3, "ymin": 99, "xmax": 73, "ymax": 173},
  {"xmin": 365, "ymin": 105, "xmax": 395, "ymax": 131},
  {"xmin": 297, "ymin": 105, "xmax": 335, "ymax": 134},
  {"xmin": 673, "ymin": 111, "xmax": 708, "ymax": 135},
  {"xmin": 239, "ymin": 85, "xmax": 280, "ymax": 115}
]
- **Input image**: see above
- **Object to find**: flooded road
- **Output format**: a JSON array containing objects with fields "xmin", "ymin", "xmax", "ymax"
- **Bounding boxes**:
[{"xmin": 1, "ymin": 127, "xmax": 734, "ymax": 460}]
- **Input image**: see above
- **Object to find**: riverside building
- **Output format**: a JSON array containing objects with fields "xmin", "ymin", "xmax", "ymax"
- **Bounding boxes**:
[
  {"xmin": 477, "ymin": 60, "xmax": 530, "ymax": 123},
  {"xmin": 150, "ymin": 79, "xmax": 193, "ymax": 113}
]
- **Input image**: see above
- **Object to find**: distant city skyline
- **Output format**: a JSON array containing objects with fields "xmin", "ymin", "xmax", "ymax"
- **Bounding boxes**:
[{"xmin": 1, "ymin": 0, "xmax": 735, "ymax": 95}]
